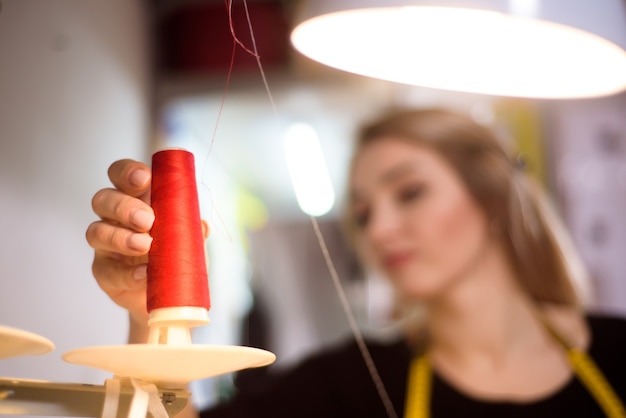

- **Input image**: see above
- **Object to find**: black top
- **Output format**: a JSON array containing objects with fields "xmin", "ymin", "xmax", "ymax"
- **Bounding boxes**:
[{"xmin": 201, "ymin": 315, "xmax": 626, "ymax": 418}]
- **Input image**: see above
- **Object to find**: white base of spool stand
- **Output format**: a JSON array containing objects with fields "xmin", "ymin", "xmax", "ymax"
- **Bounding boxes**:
[
  {"xmin": 62, "ymin": 307, "xmax": 276, "ymax": 388},
  {"xmin": 62, "ymin": 344, "xmax": 275, "ymax": 388},
  {"xmin": 0, "ymin": 325, "xmax": 55, "ymax": 360}
]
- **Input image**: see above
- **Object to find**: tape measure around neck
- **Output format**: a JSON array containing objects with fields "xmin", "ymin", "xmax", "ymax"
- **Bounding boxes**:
[{"xmin": 404, "ymin": 348, "xmax": 626, "ymax": 418}]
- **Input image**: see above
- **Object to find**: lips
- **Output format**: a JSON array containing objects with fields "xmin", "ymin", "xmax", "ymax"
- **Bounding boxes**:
[{"xmin": 382, "ymin": 251, "xmax": 414, "ymax": 271}]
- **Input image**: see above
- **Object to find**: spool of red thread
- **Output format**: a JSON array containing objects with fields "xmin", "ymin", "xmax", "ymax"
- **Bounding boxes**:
[
  {"xmin": 147, "ymin": 149, "xmax": 210, "ymax": 312},
  {"xmin": 63, "ymin": 150, "xmax": 275, "ymax": 383}
]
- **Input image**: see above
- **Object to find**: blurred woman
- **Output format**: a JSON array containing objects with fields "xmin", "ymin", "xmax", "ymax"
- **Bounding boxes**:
[{"xmin": 87, "ymin": 108, "xmax": 626, "ymax": 417}]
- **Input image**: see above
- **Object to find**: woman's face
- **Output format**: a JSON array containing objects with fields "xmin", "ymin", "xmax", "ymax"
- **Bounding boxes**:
[{"xmin": 350, "ymin": 137, "xmax": 493, "ymax": 301}]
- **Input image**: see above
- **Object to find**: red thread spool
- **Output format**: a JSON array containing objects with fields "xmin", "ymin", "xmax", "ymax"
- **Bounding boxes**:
[
  {"xmin": 147, "ymin": 149, "xmax": 210, "ymax": 312},
  {"xmin": 62, "ymin": 151, "xmax": 275, "ymax": 381}
]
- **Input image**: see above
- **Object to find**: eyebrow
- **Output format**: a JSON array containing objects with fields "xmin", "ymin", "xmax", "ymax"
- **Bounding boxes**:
[
  {"xmin": 379, "ymin": 160, "xmax": 423, "ymax": 184},
  {"xmin": 351, "ymin": 160, "xmax": 423, "ymax": 202}
]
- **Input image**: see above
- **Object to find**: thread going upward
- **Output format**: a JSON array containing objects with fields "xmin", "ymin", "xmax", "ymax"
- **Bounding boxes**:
[
  {"xmin": 147, "ymin": 149, "xmax": 210, "ymax": 312},
  {"xmin": 224, "ymin": 2, "xmax": 397, "ymax": 417}
]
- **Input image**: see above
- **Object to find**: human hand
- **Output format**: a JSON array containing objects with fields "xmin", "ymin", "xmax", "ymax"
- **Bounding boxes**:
[{"xmin": 86, "ymin": 159, "xmax": 155, "ymax": 326}]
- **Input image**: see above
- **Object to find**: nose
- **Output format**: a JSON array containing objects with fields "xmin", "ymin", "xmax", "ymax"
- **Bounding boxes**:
[{"xmin": 365, "ymin": 203, "xmax": 402, "ymax": 246}]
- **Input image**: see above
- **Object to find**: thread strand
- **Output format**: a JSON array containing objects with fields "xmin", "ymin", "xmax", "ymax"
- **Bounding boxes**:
[
  {"xmin": 310, "ymin": 216, "xmax": 399, "ymax": 418},
  {"xmin": 215, "ymin": 3, "xmax": 397, "ymax": 416}
]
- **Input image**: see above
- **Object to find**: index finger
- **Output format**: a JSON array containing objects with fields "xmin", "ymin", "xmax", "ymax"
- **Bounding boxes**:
[{"xmin": 108, "ymin": 159, "xmax": 152, "ymax": 202}]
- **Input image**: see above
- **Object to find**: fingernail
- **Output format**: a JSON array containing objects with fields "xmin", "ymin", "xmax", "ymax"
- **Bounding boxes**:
[
  {"xmin": 133, "ymin": 264, "xmax": 148, "ymax": 280},
  {"xmin": 128, "ymin": 233, "xmax": 153, "ymax": 251},
  {"xmin": 129, "ymin": 169, "xmax": 150, "ymax": 187},
  {"xmin": 131, "ymin": 209, "xmax": 155, "ymax": 230}
]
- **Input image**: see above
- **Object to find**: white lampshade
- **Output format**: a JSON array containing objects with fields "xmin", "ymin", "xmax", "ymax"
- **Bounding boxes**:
[{"xmin": 291, "ymin": 0, "xmax": 626, "ymax": 99}]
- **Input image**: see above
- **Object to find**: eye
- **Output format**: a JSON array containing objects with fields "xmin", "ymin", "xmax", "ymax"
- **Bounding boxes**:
[
  {"xmin": 352, "ymin": 206, "xmax": 370, "ymax": 228},
  {"xmin": 397, "ymin": 184, "xmax": 426, "ymax": 203}
]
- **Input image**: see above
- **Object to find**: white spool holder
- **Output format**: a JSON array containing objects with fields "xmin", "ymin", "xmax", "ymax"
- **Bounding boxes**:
[
  {"xmin": 62, "ymin": 305, "xmax": 275, "ymax": 388},
  {"xmin": 147, "ymin": 307, "xmax": 210, "ymax": 345}
]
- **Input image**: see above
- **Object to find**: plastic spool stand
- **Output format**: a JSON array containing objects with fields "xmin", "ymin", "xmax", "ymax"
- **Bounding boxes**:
[
  {"xmin": 147, "ymin": 307, "xmax": 209, "ymax": 346},
  {"xmin": 63, "ymin": 297, "xmax": 275, "ymax": 388}
]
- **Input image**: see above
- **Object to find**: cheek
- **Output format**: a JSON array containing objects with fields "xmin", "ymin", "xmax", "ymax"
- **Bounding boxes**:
[
  {"xmin": 394, "ymin": 193, "xmax": 488, "ymax": 298},
  {"xmin": 425, "ymin": 193, "xmax": 489, "ymax": 275}
]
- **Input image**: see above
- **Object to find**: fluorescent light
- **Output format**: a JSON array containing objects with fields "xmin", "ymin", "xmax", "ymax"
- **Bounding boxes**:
[
  {"xmin": 291, "ymin": 4, "xmax": 626, "ymax": 98},
  {"xmin": 283, "ymin": 123, "xmax": 335, "ymax": 217}
]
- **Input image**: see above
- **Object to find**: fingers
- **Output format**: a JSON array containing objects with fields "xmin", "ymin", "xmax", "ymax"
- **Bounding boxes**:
[
  {"xmin": 92, "ymin": 188, "xmax": 154, "ymax": 233},
  {"xmin": 201, "ymin": 219, "xmax": 211, "ymax": 240},
  {"xmin": 107, "ymin": 159, "xmax": 152, "ymax": 202},
  {"xmin": 86, "ymin": 220, "xmax": 153, "ymax": 256},
  {"xmin": 95, "ymin": 159, "xmax": 154, "ymax": 233},
  {"xmin": 88, "ymin": 159, "xmax": 153, "ymax": 321},
  {"xmin": 92, "ymin": 251, "xmax": 148, "ymax": 293},
  {"xmin": 92, "ymin": 250, "xmax": 149, "ymax": 320}
]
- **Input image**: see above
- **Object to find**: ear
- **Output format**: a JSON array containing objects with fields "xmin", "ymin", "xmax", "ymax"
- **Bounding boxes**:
[{"xmin": 201, "ymin": 219, "xmax": 211, "ymax": 240}]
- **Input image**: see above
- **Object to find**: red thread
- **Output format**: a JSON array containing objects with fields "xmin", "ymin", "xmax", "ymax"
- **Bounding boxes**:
[{"xmin": 147, "ymin": 150, "xmax": 211, "ymax": 312}]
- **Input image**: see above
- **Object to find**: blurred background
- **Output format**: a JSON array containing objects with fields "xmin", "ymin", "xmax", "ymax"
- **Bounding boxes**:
[{"xmin": 1, "ymin": 0, "xmax": 625, "ymax": 412}]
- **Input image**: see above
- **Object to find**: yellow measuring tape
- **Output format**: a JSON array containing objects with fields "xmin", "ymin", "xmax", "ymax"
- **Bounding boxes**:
[
  {"xmin": 404, "ymin": 355, "xmax": 431, "ymax": 418},
  {"xmin": 404, "ymin": 349, "xmax": 626, "ymax": 418}
]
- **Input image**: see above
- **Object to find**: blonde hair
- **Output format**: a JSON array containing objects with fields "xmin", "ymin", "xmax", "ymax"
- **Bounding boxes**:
[{"xmin": 345, "ymin": 108, "xmax": 587, "ymax": 308}]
